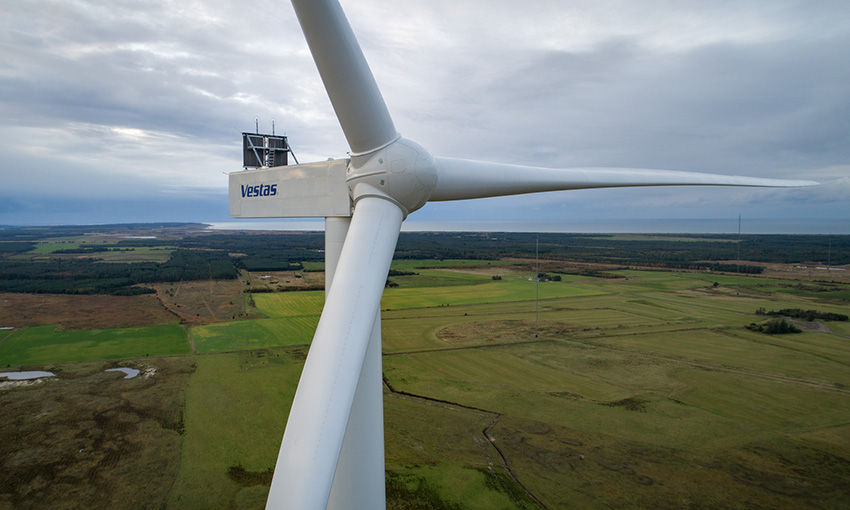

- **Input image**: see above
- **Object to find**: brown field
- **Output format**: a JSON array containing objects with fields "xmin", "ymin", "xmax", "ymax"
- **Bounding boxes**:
[
  {"xmin": 244, "ymin": 269, "xmax": 325, "ymax": 291},
  {"xmin": 0, "ymin": 268, "xmax": 323, "ymax": 335},
  {"xmin": 511, "ymin": 256, "xmax": 850, "ymax": 284},
  {"xmin": 153, "ymin": 271, "xmax": 261, "ymax": 326},
  {"xmin": 0, "ymin": 356, "xmax": 194, "ymax": 510},
  {"xmin": 152, "ymin": 268, "xmax": 322, "ymax": 327},
  {"xmin": 681, "ymin": 259, "xmax": 850, "ymax": 284},
  {"xmin": 757, "ymin": 262, "xmax": 850, "ymax": 283},
  {"xmin": 0, "ymin": 293, "xmax": 179, "ymax": 332}
]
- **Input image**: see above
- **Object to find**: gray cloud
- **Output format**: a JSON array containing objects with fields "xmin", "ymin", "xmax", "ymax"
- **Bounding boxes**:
[{"xmin": 0, "ymin": 0, "xmax": 847, "ymax": 227}]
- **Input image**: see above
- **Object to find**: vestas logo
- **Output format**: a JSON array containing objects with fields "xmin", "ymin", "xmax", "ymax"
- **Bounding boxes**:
[{"xmin": 241, "ymin": 183, "xmax": 278, "ymax": 198}]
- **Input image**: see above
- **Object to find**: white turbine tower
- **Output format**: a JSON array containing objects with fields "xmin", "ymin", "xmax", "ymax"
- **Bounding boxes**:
[{"xmin": 228, "ymin": 1, "xmax": 817, "ymax": 508}]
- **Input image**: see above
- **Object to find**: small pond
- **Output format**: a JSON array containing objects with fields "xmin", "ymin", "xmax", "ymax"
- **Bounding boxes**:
[
  {"xmin": 105, "ymin": 368, "xmax": 140, "ymax": 379},
  {"xmin": 0, "ymin": 371, "xmax": 56, "ymax": 380}
]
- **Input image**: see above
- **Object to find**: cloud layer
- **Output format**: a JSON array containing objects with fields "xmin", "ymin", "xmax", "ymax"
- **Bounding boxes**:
[{"xmin": 1, "ymin": 0, "xmax": 847, "ymax": 227}]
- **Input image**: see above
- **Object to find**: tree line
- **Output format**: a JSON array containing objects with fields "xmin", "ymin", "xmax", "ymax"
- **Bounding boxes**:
[
  {"xmin": 1, "ymin": 225, "xmax": 846, "ymax": 296},
  {"xmin": 0, "ymin": 249, "xmax": 237, "ymax": 295}
]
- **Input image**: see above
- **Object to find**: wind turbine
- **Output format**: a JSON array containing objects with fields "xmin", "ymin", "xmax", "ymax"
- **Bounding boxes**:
[{"xmin": 228, "ymin": 1, "xmax": 816, "ymax": 508}]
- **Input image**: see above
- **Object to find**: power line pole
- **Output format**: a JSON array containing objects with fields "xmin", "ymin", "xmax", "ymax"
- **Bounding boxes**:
[
  {"xmin": 535, "ymin": 236, "xmax": 539, "ymax": 338},
  {"xmin": 828, "ymin": 233, "xmax": 832, "ymax": 269},
  {"xmin": 736, "ymin": 214, "xmax": 741, "ymax": 296}
]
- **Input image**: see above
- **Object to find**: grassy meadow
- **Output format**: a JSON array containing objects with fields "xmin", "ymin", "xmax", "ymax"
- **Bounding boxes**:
[
  {"xmin": 2, "ymin": 260, "xmax": 850, "ymax": 509},
  {"xmin": 166, "ymin": 349, "xmax": 303, "ymax": 510},
  {"xmin": 190, "ymin": 317, "xmax": 319, "ymax": 353},
  {"xmin": 0, "ymin": 324, "xmax": 190, "ymax": 366},
  {"xmin": 23, "ymin": 239, "xmax": 175, "ymax": 263},
  {"xmin": 376, "ymin": 272, "xmax": 850, "ymax": 508}
]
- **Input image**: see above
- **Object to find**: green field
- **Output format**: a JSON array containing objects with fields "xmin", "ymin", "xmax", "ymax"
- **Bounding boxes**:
[
  {"xmin": 389, "ymin": 259, "xmax": 513, "ymax": 287},
  {"xmin": 251, "ymin": 278, "xmax": 604, "ymax": 318},
  {"xmin": 0, "ymin": 324, "xmax": 190, "ymax": 365},
  {"xmin": 376, "ymin": 270, "xmax": 850, "ymax": 508},
  {"xmin": 30, "ymin": 241, "xmax": 86, "ymax": 254},
  {"xmin": 384, "ymin": 395, "xmax": 534, "ymax": 509},
  {"xmin": 3, "ymin": 263, "xmax": 850, "ymax": 509},
  {"xmin": 166, "ymin": 350, "xmax": 302, "ymax": 509},
  {"xmin": 20, "ymin": 240, "xmax": 174, "ymax": 262},
  {"xmin": 91, "ymin": 246, "xmax": 175, "ymax": 263},
  {"xmin": 190, "ymin": 317, "xmax": 318, "ymax": 353},
  {"xmin": 252, "ymin": 291, "xmax": 324, "ymax": 318}
]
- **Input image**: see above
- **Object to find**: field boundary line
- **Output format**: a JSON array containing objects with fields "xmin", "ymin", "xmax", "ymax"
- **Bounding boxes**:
[
  {"xmin": 186, "ymin": 327, "xmax": 198, "ymax": 354},
  {"xmin": 482, "ymin": 414, "xmax": 549, "ymax": 510},
  {"xmin": 382, "ymin": 376, "xmax": 548, "ymax": 509}
]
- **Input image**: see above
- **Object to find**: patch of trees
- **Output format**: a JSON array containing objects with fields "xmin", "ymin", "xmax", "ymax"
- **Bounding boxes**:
[
  {"xmin": 755, "ymin": 308, "xmax": 848, "ymax": 322},
  {"xmin": 52, "ymin": 247, "xmax": 134, "ymax": 254},
  {"xmin": 167, "ymin": 233, "xmax": 324, "ymax": 271},
  {"xmin": 537, "ymin": 273, "xmax": 562, "ymax": 282},
  {"xmin": 0, "ymin": 276, "xmax": 156, "ymax": 295},
  {"xmin": 581, "ymin": 270, "xmax": 624, "ymax": 279},
  {"xmin": 0, "ymin": 241, "xmax": 35, "ymax": 255},
  {"xmin": 391, "ymin": 232, "xmax": 845, "ymax": 268},
  {"xmin": 0, "ymin": 249, "xmax": 237, "ymax": 295},
  {"xmin": 388, "ymin": 269, "xmax": 417, "ymax": 276},
  {"xmin": 153, "ymin": 250, "xmax": 238, "ymax": 281},
  {"xmin": 747, "ymin": 319, "xmax": 801, "ymax": 334},
  {"xmin": 707, "ymin": 263, "xmax": 764, "ymax": 274},
  {"xmin": 615, "ymin": 261, "xmax": 763, "ymax": 274}
]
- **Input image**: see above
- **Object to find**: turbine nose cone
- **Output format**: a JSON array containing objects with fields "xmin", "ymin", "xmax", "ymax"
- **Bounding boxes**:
[{"xmin": 347, "ymin": 137, "xmax": 438, "ymax": 216}]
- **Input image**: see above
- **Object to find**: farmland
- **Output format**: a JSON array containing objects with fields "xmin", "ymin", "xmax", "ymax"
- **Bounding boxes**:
[
  {"xmin": 0, "ymin": 324, "xmax": 190, "ymax": 366},
  {"xmin": 1, "ymin": 226, "xmax": 850, "ymax": 509}
]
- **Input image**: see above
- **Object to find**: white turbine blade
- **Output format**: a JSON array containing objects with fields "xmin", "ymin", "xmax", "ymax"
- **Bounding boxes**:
[
  {"xmin": 266, "ymin": 197, "xmax": 404, "ymax": 510},
  {"xmin": 327, "ymin": 310, "xmax": 385, "ymax": 510},
  {"xmin": 430, "ymin": 157, "xmax": 818, "ymax": 201},
  {"xmin": 291, "ymin": 0, "xmax": 398, "ymax": 154}
]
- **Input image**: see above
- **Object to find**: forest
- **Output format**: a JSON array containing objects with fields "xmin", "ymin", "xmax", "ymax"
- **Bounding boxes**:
[
  {"xmin": 0, "ymin": 223, "xmax": 846, "ymax": 295},
  {"xmin": 0, "ymin": 249, "xmax": 237, "ymax": 295}
]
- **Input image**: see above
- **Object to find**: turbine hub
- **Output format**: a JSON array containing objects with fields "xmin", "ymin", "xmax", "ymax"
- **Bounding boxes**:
[{"xmin": 346, "ymin": 137, "xmax": 437, "ymax": 217}]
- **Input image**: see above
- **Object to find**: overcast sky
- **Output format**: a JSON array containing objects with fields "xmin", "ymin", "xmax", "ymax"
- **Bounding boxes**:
[{"xmin": 1, "ymin": 0, "xmax": 848, "ymax": 230}]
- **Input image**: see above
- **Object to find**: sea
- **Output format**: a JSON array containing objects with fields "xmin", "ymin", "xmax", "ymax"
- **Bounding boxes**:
[{"xmin": 206, "ymin": 218, "xmax": 848, "ymax": 235}]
